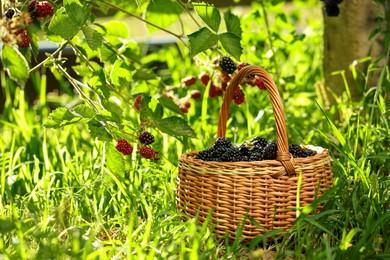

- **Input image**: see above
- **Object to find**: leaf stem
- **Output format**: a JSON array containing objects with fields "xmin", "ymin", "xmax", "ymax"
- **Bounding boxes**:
[
  {"xmin": 29, "ymin": 41, "xmax": 68, "ymax": 73},
  {"xmin": 97, "ymin": 0, "xmax": 187, "ymax": 44}
]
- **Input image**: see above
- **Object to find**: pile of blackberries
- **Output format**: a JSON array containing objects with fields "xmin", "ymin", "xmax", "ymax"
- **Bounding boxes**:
[{"xmin": 195, "ymin": 136, "xmax": 317, "ymax": 162}]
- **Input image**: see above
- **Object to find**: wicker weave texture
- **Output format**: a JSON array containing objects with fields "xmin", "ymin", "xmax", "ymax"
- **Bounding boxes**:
[{"xmin": 177, "ymin": 151, "xmax": 333, "ymax": 239}]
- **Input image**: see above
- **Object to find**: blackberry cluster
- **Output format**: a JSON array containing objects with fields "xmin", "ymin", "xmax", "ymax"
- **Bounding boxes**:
[
  {"xmin": 138, "ymin": 131, "xmax": 155, "ymax": 145},
  {"xmin": 321, "ymin": 0, "xmax": 343, "ymax": 17},
  {"xmin": 219, "ymin": 56, "xmax": 237, "ymax": 74},
  {"xmin": 196, "ymin": 136, "xmax": 318, "ymax": 162}
]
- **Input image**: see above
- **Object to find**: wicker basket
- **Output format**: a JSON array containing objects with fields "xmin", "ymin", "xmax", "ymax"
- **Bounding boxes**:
[{"xmin": 176, "ymin": 65, "xmax": 333, "ymax": 241}]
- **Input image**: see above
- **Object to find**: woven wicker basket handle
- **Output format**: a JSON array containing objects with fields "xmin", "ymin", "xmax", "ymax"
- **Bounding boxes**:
[{"xmin": 217, "ymin": 65, "xmax": 296, "ymax": 176}]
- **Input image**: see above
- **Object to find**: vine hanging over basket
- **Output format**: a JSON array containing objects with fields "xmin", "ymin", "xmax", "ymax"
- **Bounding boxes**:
[{"xmin": 176, "ymin": 65, "xmax": 333, "ymax": 241}]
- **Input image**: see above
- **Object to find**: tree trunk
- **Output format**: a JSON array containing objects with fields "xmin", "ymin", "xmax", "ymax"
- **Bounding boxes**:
[{"xmin": 322, "ymin": 0, "xmax": 389, "ymax": 107}]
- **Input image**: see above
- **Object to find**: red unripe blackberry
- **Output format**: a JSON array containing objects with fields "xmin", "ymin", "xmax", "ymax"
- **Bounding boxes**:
[
  {"xmin": 28, "ymin": 0, "xmax": 54, "ymax": 19},
  {"xmin": 182, "ymin": 76, "xmax": 197, "ymax": 86},
  {"xmin": 220, "ymin": 72, "xmax": 231, "ymax": 83},
  {"xmin": 180, "ymin": 105, "xmax": 188, "ymax": 113},
  {"xmin": 233, "ymin": 86, "xmax": 245, "ymax": 105},
  {"xmin": 190, "ymin": 90, "xmax": 201, "ymax": 99},
  {"xmin": 115, "ymin": 139, "xmax": 133, "ymax": 156},
  {"xmin": 199, "ymin": 73, "xmax": 211, "ymax": 86},
  {"xmin": 209, "ymin": 84, "xmax": 223, "ymax": 98},
  {"xmin": 138, "ymin": 131, "xmax": 155, "ymax": 145},
  {"xmin": 139, "ymin": 146, "xmax": 159, "ymax": 160},
  {"xmin": 15, "ymin": 29, "xmax": 31, "ymax": 48},
  {"xmin": 238, "ymin": 62, "xmax": 250, "ymax": 71},
  {"xmin": 219, "ymin": 56, "xmax": 237, "ymax": 74},
  {"xmin": 255, "ymin": 78, "xmax": 266, "ymax": 90},
  {"xmin": 134, "ymin": 94, "xmax": 142, "ymax": 111}
]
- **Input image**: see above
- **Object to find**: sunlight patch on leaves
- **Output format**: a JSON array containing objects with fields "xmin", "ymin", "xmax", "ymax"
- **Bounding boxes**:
[
  {"xmin": 1, "ymin": 45, "xmax": 29, "ymax": 85},
  {"xmin": 193, "ymin": 3, "xmax": 221, "ymax": 33}
]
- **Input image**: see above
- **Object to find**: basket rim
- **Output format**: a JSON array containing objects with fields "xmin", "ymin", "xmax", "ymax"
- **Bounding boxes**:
[{"xmin": 179, "ymin": 148, "xmax": 331, "ymax": 177}]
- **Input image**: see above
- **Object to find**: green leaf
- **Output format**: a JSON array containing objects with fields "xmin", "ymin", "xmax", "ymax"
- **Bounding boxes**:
[
  {"xmin": 87, "ymin": 120, "xmax": 112, "ymax": 141},
  {"xmin": 188, "ymin": 27, "xmax": 218, "ymax": 56},
  {"xmin": 73, "ymin": 104, "xmax": 95, "ymax": 118},
  {"xmin": 133, "ymin": 68, "xmax": 156, "ymax": 80},
  {"xmin": 64, "ymin": 0, "xmax": 90, "ymax": 27},
  {"xmin": 81, "ymin": 25, "xmax": 103, "ymax": 50},
  {"xmin": 44, "ymin": 107, "xmax": 81, "ymax": 128},
  {"xmin": 1, "ymin": 45, "xmax": 29, "ymax": 85},
  {"xmin": 158, "ymin": 96, "xmax": 183, "ymax": 115},
  {"xmin": 224, "ymin": 9, "xmax": 242, "ymax": 37},
  {"xmin": 99, "ymin": 44, "xmax": 117, "ymax": 64},
  {"xmin": 157, "ymin": 117, "xmax": 196, "ymax": 138},
  {"xmin": 106, "ymin": 143, "xmax": 125, "ymax": 176},
  {"xmin": 102, "ymin": 100, "xmax": 123, "ymax": 123},
  {"xmin": 193, "ymin": 3, "xmax": 221, "ymax": 32},
  {"xmin": 139, "ymin": 95, "xmax": 154, "ymax": 123},
  {"xmin": 48, "ymin": 7, "xmax": 81, "ymax": 40},
  {"xmin": 153, "ymin": 104, "xmax": 164, "ymax": 121},
  {"xmin": 145, "ymin": 0, "xmax": 184, "ymax": 34},
  {"xmin": 110, "ymin": 60, "xmax": 133, "ymax": 86},
  {"xmin": 218, "ymin": 32, "xmax": 242, "ymax": 60}
]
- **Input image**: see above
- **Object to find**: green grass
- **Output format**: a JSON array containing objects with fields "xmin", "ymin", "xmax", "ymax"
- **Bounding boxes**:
[{"xmin": 1, "ymin": 1, "xmax": 390, "ymax": 259}]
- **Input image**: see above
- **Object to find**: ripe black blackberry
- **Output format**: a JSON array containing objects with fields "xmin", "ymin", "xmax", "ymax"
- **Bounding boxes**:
[
  {"xmin": 221, "ymin": 147, "xmax": 242, "ymax": 162},
  {"xmin": 301, "ymin": 149, "xmax": 317, "ymax": 158},
  {"xmin": 5, "ymin": 9, "xmax": 15, "ymax": 19},
  {"xmin": 251, "ymin": 136, "xmax": 268, "ymax": 148},
  {"xmin": 289, "ymin": 143, "xmax": 302, "ymax": 158},
  {"xmin": 262, "ymin": 141, "xmax": 277, "ymax": 160},
  {"xmin": 212, "ymin": 146, "xmax": 229, "ymax": 161},
  {"xmin": 213, "ymin": 137, "xmax": 233, "ymax": 149},
  {"xmin": 138, "ymin": 131, "xmax": 155, "ymax": 145},
  {"xmin": 249, "ymin": 151, "xmax": 263, "ymax": 161},
  {"xmin": 196, "ymin": 148, "xmax": 216, "ymax": 161},
  {"xmin": 238, "ymin": 141, "xmax": 252, "ymax": 157},
  {"xmin": 219, "ymin": 56, "xmax": 237, "ymax": 74}
]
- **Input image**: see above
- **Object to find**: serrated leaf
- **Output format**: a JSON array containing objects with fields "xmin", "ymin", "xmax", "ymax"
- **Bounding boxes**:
[
  {"xmin": 1, "ymin": 44, "xmax": 29, "ymax": 85},
  {"xmin": 188, "ymin": 27, "xmax": 218, "ymax": 56},
  {"xmin": 89, "ymin": 69, "xmax": 110, "ymax": 98},
  {"xmin": 110, "ymin": 60, "xmax": 133, "ymax": 86},
  {"xmin": 224, "ymin": 9, "xmax": 242, "ymax": 37},
  {"xmin": 99, "ymin": 44, "xmax": 117, "ymax": 64},
  {"xmin": 106, "ymin": 143, "xmax": 125, "ymax": 176},
  {"xmin": 87, "ymin": 120, "xmax": 112, "ymax": 141},
  {"xmin": 44, "ymin": 107, "xmax": 81, "ymax": 128},
  {"xmin": 158, "ymin": 96, "xmax": 183, "ymax": 115},
  {"xmin": 82, "ymin": 25, "xmax": 103, "ymax": 50},
  {"xmin": 64, "ymin": 0, "xmax": 90, "ymax": 27},
  {"xmin": 73, "ymin": 104, "xmax": 95, "ymax": 118},
  {"xmin": 102, "ymin": 100, "xmax": 123, "ymax": 123},
  {"xmin": 218, "ymin": 32, "xmax": 242, "ymax": 60},
  {"xmin": 48, "ymin": 7, "xmax": 81, "ymax": 40},
  {"xmin": 193, "ymin": 3, "xmax": 221, "ymax": 32},
  {"xmin": 157, "ymin": 117, "xmax": 196, "ymax": 138},
  {"xmin": 106, "ymin": 21, "xmax": 129, "ymax": 38},
  {"xmin": 145, "ymin": 0, "xmax": 184, "ymax": 34}
]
